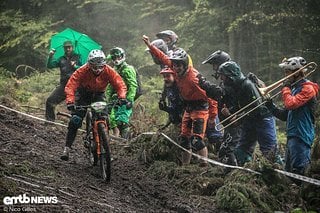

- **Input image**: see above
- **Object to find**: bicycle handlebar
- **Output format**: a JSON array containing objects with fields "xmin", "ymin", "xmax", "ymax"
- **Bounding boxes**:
[{"xmin": 74, "ymin": 101, "xmax": 120, "ymax": 111}]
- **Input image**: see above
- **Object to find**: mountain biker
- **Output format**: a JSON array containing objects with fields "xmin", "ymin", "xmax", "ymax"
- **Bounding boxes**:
[
  {"xmin": 143, "ymin": 35, "xmax": 213, "ymax": 167},
  {"xmin": 46, "ymin": 40, "xmax": 83, "ymax": 121},
  {"xmin": 199, "ymin": 50, "xmax": 240, "ymax": 165},
  {"xmin": 106, "ymin": 47, "xmax": 138, "ymax": 139},
  {"xmin": 61, "ymin": 49, "xmax": 127, "ymax": 161},
  {"xmin": 266, "ymin": 57, "xmax": 319, "ymax": 177}
]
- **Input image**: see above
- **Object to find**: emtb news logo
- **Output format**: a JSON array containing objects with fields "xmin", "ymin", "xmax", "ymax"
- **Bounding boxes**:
[{"xmin": 3, "ymin": 194, "xmax": 58, "ymax": 205}]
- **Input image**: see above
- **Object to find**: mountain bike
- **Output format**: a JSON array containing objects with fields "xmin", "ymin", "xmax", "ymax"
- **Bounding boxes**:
[{"xmin": 78, "ymin": 101, "xmax": 112, "ymax": 183}]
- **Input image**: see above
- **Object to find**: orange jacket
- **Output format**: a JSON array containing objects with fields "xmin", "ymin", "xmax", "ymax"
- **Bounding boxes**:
[
  {"xmin": 65, "ymin": 64, "xmax": 127, "ymax": 104},
  {"xmin": 148, "ymin": 44, "xmax": 208, "ymax": 102},
  {"xmin": 208, "ymin": 98, "xmax": 218, "ymax": 119}
]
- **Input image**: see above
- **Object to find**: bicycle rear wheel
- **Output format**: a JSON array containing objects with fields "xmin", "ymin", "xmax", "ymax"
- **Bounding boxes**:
[{"xmin": 98, "ymin": 122, "xmax": 111, "ymax": 182}]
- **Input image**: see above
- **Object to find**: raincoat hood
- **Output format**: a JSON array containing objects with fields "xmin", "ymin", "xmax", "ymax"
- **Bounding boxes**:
[{"xmin": 218, "ymin": 61, "xmax": 245, "ymax": 82}]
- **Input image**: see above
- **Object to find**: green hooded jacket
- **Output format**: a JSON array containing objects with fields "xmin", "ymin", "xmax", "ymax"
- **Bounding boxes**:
[
  {"xmin": 218, "ymin": 61, "xmax": 271, "ymax": 119},
  {"xmin": 106, "ymin": 62, "xmax": 138, "ymax": 102}
]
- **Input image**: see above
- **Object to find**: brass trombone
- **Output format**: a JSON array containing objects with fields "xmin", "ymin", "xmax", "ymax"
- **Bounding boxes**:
[{"xmin": 215, "ymin": 62, "xmax": 317, "ymax": 132}]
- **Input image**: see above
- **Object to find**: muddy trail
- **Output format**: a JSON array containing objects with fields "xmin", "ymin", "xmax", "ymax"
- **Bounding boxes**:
[{"xmin": 0, "ymin": 107, "xmax": 220, "ymax": 212}]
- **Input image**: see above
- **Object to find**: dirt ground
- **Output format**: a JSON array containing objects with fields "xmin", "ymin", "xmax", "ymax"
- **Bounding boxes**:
[{"xmin": 0, "ymin": 108, "xmax": 218, "ymax": 212}]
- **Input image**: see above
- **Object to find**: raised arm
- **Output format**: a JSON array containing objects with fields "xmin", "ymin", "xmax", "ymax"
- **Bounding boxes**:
[{"xmin": 143, "ymin": 35, "xmax": 172, "ymax": 67}]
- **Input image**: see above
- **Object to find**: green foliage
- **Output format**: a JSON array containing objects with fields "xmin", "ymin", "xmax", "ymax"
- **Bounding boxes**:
[
  {"xmin": 215, "ymin": 161, "xmax": 303, "ymax": 212},
  {"xmin": 130, "ymin": 75, "xmax": 168, "ymax": 134},
  {"xmin": 147, "ymin": 160, "xmax": 225, "ymax": 195},
  {"xmin": 0, "ymin": 9, "xmax": 54, "ymax": 71},
  {"xmin": 10, "ymin": 70, "xmax": 59, "ymax": 105},
  {"xmin": 0, "ymin": 67, "xmax": 16, "ymax": 99}
]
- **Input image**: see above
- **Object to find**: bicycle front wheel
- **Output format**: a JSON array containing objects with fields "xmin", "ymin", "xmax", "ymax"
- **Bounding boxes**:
[
  {"xmin": 98, "ymin": 122, "xmax": 111, "ymax": 182},
  {"xmin": 85, "ymin": 112, "xmax": 97, "ymax": 166}
]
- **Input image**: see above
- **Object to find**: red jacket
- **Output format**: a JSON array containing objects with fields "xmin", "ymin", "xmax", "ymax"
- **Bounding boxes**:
[
  {"xmin": 65, "ymin": 64, "xmax": 127, "ymax": 104},
  {"xmin": 148, "ymin": 44, "xmax": 208, "ymax": 102},
  {"xmin": 282, "ymin": 81, "xmax": 319, "ymax": 109},
  {"xmin": 208, "ymin": 98, "xmax": 218, "ymax": 119}
]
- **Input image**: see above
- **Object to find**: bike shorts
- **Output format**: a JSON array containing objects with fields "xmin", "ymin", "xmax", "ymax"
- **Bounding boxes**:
[{"xmin": 181, "ymin": 109, "xmax": 209, "ymax": 139}]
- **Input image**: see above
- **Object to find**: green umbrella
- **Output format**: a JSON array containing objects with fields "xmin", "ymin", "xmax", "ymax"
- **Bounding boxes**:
[{"xmin": 49, "ymin": 28, "xmax": 102, "ymax": 63}]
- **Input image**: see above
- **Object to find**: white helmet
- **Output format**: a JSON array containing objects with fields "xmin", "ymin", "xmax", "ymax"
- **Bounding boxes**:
[
  {"xmin": 87, "ymin": 49, "xmax": 106, "ymax": 75},
  {"xmin": 279, "ymin": 56, "xmax": 306, "ymax": 71}
]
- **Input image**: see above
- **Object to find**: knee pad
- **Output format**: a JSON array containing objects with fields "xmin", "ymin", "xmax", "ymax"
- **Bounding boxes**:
[
  {"xmin": 69, "ymin": 115, "xmax": 83, "ymax": 129},
  {"xmin": 179, "ymin": 136, "xmax": 191, "ymax": 150},
  {"xmin": 191, "ymin": 136, "xmax": 206, "ymax": 151}
]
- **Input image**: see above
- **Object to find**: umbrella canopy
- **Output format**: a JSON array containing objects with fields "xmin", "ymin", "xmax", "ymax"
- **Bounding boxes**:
[{"xmin": 49, "ymin": 28, "xmax": 102, "ymax": 63}]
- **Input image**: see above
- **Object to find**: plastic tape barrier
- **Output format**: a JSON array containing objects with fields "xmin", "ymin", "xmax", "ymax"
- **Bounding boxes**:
[
  {"xmin": 160, "ymin": 133, "xmax": 320, "ymax": 186},
  {"xmin": 1, "ymin": 104, "xmax": 320, "ymax": 186}
]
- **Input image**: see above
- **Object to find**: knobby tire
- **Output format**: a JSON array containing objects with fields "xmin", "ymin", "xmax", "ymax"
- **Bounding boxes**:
[
  {"xmin": 98, "ymin": 122, "xmax": 111, "ymax": 183},
  {"xmin": 85, "ymin": 112, "xmax": 97, "ymax": 166}
]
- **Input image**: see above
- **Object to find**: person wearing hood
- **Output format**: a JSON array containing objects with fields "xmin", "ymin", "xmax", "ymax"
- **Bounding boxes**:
[
  {"xmin": 217, "ymin": 61, "xmax": 280, "ymax": 165},
  {"xmin": 198, "ymin": 50, "xmax": 241, "ymax": 166},
  {"xmin": 266, "ymin": 56, "xmax": 319, "ymax": 176}
]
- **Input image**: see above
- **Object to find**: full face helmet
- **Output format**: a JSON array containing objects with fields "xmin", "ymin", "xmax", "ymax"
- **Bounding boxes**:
[
  {"xmin": 87, "ymin": 49, "xmax": 106, "ymax": 75},
  {"xmin": 156, "ymin": 30, "xmax": 178, "ymax": 50},
  {"xmin": 279, "ymin": 56, "xmax": 306, "ymax": 71},
  {"xmin": 110, "ymin": 47, "xmax": 126, "ymax": 66},
  {"xmin": 202, "ymin": 50, "xmax": 231, "ymax": 79}
]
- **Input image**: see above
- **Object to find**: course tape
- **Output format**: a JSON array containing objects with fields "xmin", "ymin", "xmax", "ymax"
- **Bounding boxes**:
[
  {"xmin": 159, "ymin": 132, "xmax": 261, "ymax": 175},
  {"xmin": 1, "ymin": 104, "xmax": 320, "ymax": 186},
  {"xmin": 160, "ymin": 133, "xmax": 320, "ymax": 186},
  {"xmin": 0, "ymin": 104, "xmax": 69, "ymax": 128},
  {"xmin": 0, "ymin": 104, "xmax": 125, "ymax": 143}
]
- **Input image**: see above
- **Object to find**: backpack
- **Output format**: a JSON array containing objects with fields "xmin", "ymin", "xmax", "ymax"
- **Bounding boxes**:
[{"xmin": 246, "ymin": 72, "xmax": 266, "ymax": 88}]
